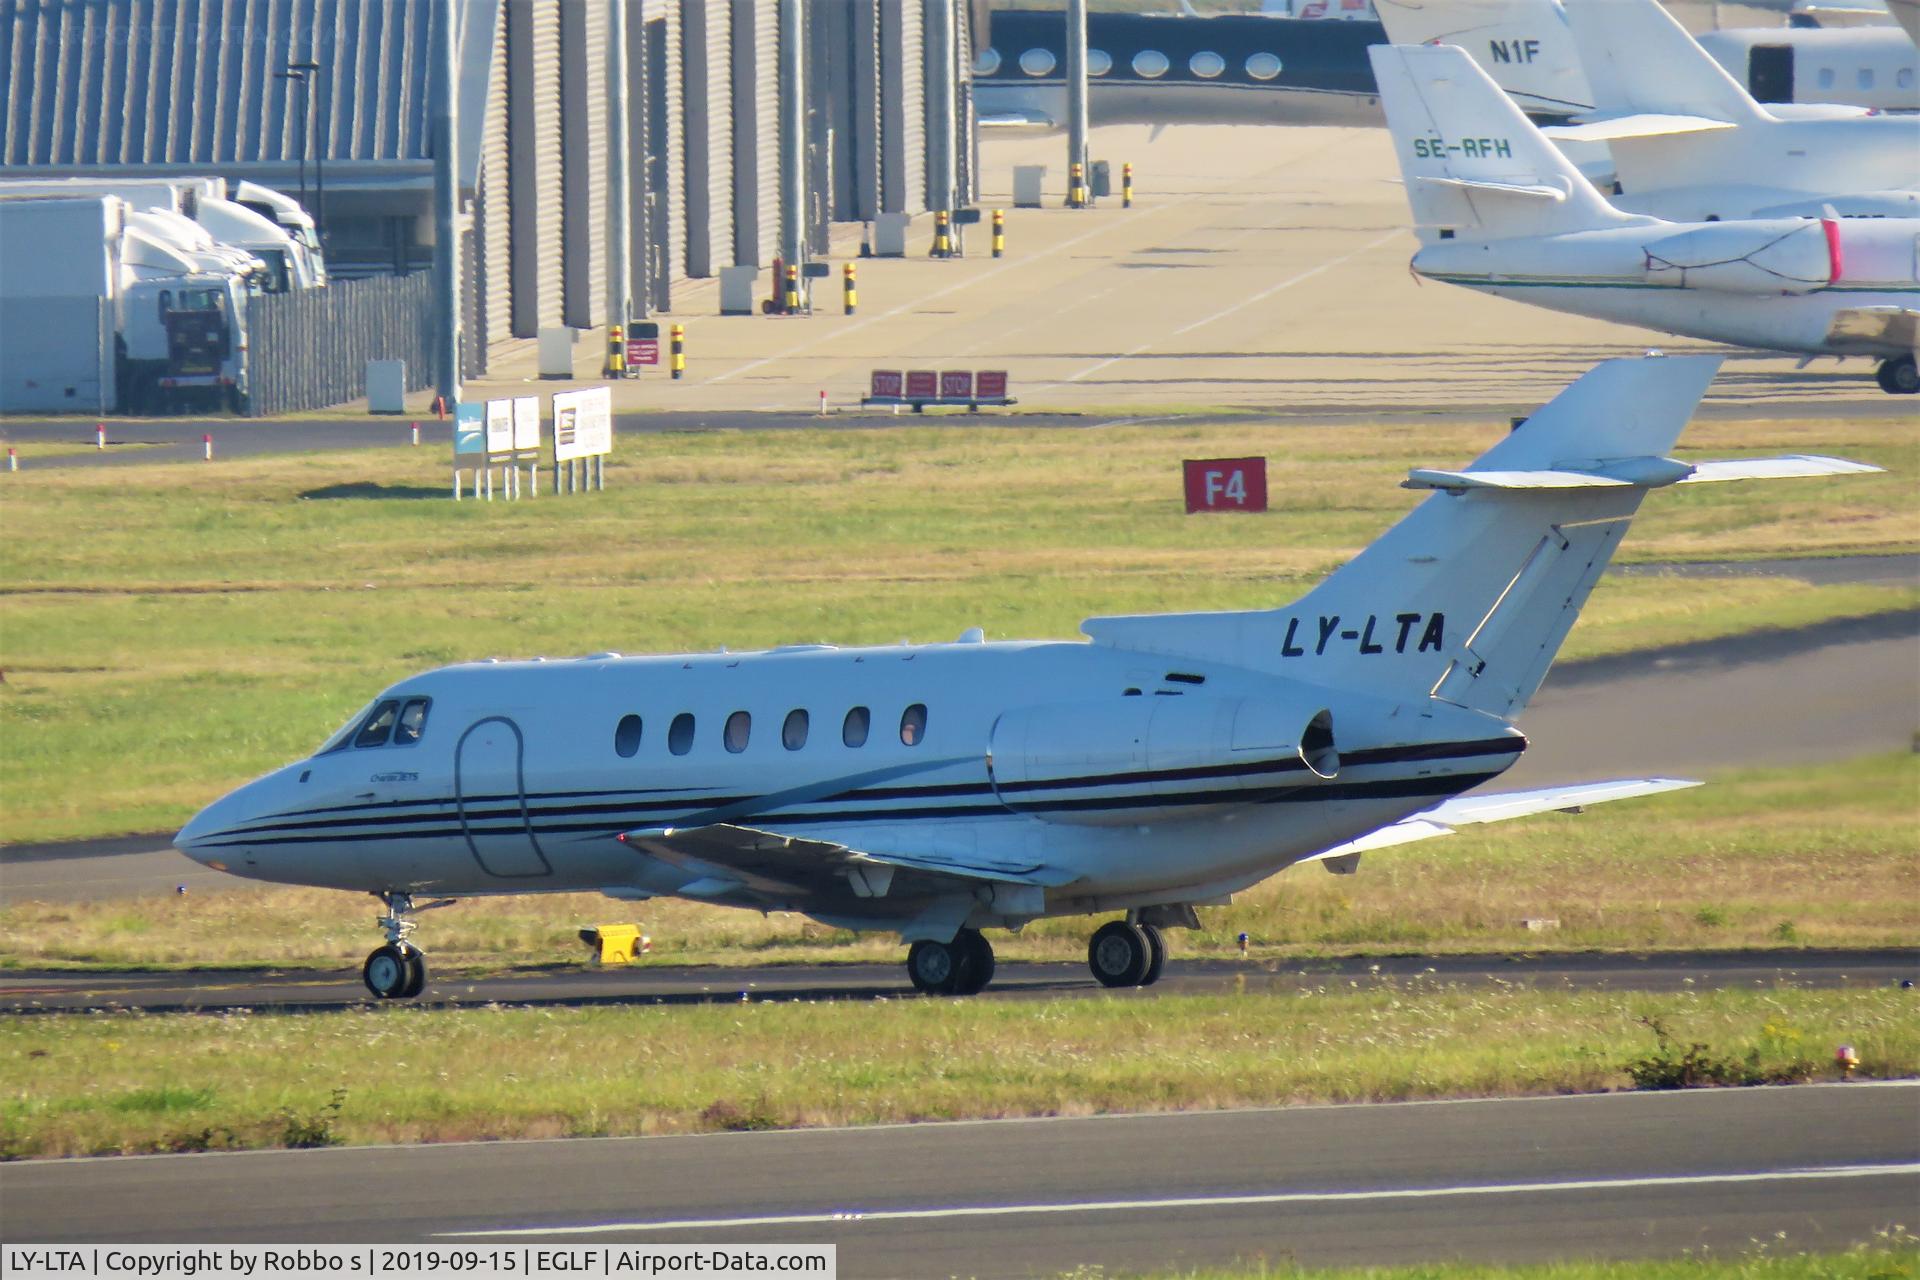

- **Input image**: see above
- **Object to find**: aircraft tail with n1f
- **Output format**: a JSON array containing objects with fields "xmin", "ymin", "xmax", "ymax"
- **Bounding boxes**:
[{"xmin": 1084, "ymin": 354, "xmax": 1879, "ymax": 721}]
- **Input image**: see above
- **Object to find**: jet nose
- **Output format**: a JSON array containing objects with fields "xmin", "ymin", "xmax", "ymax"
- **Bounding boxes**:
[{"xmin": 173, "ymin": 784, "xmax": 259, "ymax": 870}]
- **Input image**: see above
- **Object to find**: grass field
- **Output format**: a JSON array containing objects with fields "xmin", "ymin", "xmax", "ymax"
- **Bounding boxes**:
[
  {"xmin": 1, "ymin": 985, "xmax": 1911, "ymax": 1158},
  {"xmin": 1, "ymin": 416, "xmax": 1913, "ymax": 845},
  {"xmin": 1127, "ymin": 1243, "xmax": 1920, "ymax": 1280},
  {"xmin": 1, "ymin": 744, "xmax": 1910, "ymax": 973}
]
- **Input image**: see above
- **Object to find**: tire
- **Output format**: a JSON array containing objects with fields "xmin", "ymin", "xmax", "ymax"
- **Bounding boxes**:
[
  {"xmin": 400, "ymin": 947, "xmax": 428, "ymax": 998},
  {"xmin": 907, "ymin": 939, "xmax": 958, "ymax": 995},
  {"xmin": 363, "ymin": 944, "xmax": 412, "ymax": 999},
  {"xmin": 1877, "ymin": 354, "xmax": 1919, "ymax": 395},
  {"xmin": 1140, "ymin": 924, "xmax": 1166, "ymax": 987},
  {"xmin": 1088, "ymin": 920, "xmax": 1149, "ymax": 988},
  {"xmin": 954, "ymin": 929, "xmax": 996, "ymax": 995}
]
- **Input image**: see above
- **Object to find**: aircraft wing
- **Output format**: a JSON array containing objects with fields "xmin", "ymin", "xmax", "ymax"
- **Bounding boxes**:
[
  {"xmin": 621, "ymin": 822, "xmax": 1081, "ymax": 900},
  {"xmin": 1299, "ymin": 778, "xmax": 1700, "ymax": 867},
  {"xmin": 1413, "ymin": 176, "xmax": 1568, "ymax": 201},
  {"xmin": 978, "ymin": 110, "xmax": 1058, "ymax": 130},
  {"xmin": 1825, "ymin": 306, "xmax": 1920, "ymax": 352},
  {"xmin": 1543, "ymin": 113, "xmax": 1737, "ymax": 140}
]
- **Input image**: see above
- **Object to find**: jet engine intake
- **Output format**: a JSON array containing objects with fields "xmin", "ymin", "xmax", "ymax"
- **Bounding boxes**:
[
  {"xmin": 1642, "ymin": 219, "xmax": 1837, "ymax": 296},
  {"xmin": 988, "ymin": 696, "xmax": 1338, "ymax": 826}
]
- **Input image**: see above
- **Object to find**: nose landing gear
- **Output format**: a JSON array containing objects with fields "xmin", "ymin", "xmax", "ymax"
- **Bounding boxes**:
[{"xmin": 363, "ymin": 892, "xmax": 432, "ymax": 1000}]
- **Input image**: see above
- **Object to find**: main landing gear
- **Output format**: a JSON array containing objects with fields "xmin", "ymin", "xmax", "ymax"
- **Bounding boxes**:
[
  {"xmin": 362, "ymin": 892, "xmax": 428, "ymax": 1000},
  {"xmin": 907, "ymin": 927, "xmax": 996, "ymax": 996},
  {"xmin": 1088, "ymin": 918, "xmax": 1166, "ymax": 989},
  {"xmin": 1876, "ymin": 354, "xmax": 1919, "ymax": 395}
]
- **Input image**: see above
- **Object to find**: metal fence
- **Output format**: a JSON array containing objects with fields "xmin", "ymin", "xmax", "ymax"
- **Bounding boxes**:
[{"xmin": 248, "ymin": 272, "xmax": 480, "ymax": 417}]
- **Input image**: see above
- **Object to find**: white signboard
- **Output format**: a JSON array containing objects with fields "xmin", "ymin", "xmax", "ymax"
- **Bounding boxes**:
[
  {"xmin": 512, "ymin": 395, "xmax": 540, "ymax": 451},
  {"xmin": 485, "ymin": 399, "xmax": 514, "ymax": 455},
  {"xmin": 552, "ymin": 386, "xmax": 613, "ymax": 463}
]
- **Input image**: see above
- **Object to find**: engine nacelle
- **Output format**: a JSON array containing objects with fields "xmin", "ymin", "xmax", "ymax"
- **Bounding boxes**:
[
  {"xmin": 1642, "ymin": 219, "xmax": 1838, "ymax": 296},
  {"xmin": 987, "ymin": 696, "xmax": 1338, "ymax": 827}
]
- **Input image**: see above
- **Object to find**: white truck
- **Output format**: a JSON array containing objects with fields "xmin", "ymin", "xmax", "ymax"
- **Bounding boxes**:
[
  {"xmin": 0, "ymin": 195, "xmax": 252, "ymax": 414},
  {"xmin": 0, "ymin": 176, "xmax": 327, "ymax": 291}
]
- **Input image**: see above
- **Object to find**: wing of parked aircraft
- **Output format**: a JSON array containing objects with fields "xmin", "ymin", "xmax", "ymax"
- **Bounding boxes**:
[
  {"xmin": 1299, "ymin": 777, "xmax": 1701, "ymax": 866},
  {"xmin": 1541, "ymin": 113, "xmax": 1737, "ymax": 141},
  {"xmin": 979, "ymin": 109, "xmax": 1059, "ymax": 130}
]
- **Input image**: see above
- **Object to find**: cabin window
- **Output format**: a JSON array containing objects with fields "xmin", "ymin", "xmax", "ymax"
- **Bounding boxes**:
[
  {"xmin": 783, "ymin": 709, "xmax": 810, "ymax": 750},
  {"xmin": 843, "ymin": 706, "xmax": 871, "ymax": 748},
  {"xmin": 669, "ymin": 712, "xmax": 696, "ymax": 756},
  {"xmin": 899, "ymin": 704, "xmax": 928, "ymax": 746},
  {"xmin": 1020, "ymin": 48, "xmax": 1056, "ymax": 77},
  {"xmin": 1088, "ymin": 49, "xmax": 1113, "ymax": 76},
  {"xmin": 724, "ymin": 710, "xmax": 751, "ymax": 753},
  {"xmin": 1858, "ymin": 68, "xmax": 1875, "ymax": 90},
  {"xmin": 1818, "ymin": 67, "xmax": 1836, "ymax": 89},
  {"xmin": 353, "ymin": 700, "xmax": 400, "ymax": 749},
  {"xmin": 1132, "ymin": 50, "xmax": 1170, "ymax": 79},
  {"xmin": 1899, "ymin": 68, "xmax": 1914, "ymax": 89},
  {"xmin": 1246, "ymin": 53, "xmax": 1283, "ymax": 81},
  {"xmin": 614, "ymin": 714, "xmax": 643, "ymax": 758},
  {"xmin": 973, "ymin": 47, "xmax": 1001, "ymax": 76},
  {"xmin": 1190, "ymin": 51, "xmax": 1226, "ymax": 79},
  {"xmin": 394, "ymin": 698, "xmax": 431, "ymax": 745}
]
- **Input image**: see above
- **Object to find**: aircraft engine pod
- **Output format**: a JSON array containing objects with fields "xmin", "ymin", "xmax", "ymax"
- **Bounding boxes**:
[
  {"xmin": 986, "ymin": 695, "xmax": 1339, "ymax": 826},
  {"xmin": 1641, "ymin": 219, "xmax": 1839, "ymax": 296}
]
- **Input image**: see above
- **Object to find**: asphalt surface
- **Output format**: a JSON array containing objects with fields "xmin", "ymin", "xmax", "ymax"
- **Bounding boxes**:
[
  {"xmin": 4, "ymin": 947, "xmax": 1915, "ymax": 1016},
  {"xmin": 4, "ymin": 1085, "xmax": 1915, "ymax": 1275}
]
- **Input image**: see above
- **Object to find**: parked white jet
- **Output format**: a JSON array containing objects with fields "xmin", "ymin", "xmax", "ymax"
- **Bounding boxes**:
[
  {"xmin": 1371, "ymin": 42, "xmax": 1920, "ymax": 392},
  {"xmin": 1375, "ymin": 0, "xmax": 1920, "ymax": 219},
  {"xmin": 174, "ymin": 356, "xmax": 1876, "ymax": 998}
]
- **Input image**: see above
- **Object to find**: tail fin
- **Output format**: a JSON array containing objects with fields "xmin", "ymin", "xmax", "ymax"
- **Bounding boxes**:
[
  {"xmin": 1562, "ymin": 0, "xmax": 1769, "ymax": 125},
  {"xmin": 1086, "ymin": 355, "xmax": 1868, "ymax": 722},
  {"xmin": 1372, "ymin": 0, "xmax": 1597, "ymax": 118},
  {"xmin": 1369, "ymin": 43, "xmax": 1631, "ymax": 240}
]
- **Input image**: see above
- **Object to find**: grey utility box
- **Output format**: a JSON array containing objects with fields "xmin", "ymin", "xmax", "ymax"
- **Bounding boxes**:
[
  {"xmin": 1089, "ymin": 160, "xmax": 1112, "ymax": 199},
  {"xmin": 719, "ymin": 264, "xmax": 760, "ymax": 315},
  {"xmin": 873, "ymin": 211, "xmax": 911, "ymax": 258},
  {"xmin": 1013, "ymin": 165, "xmax": 1047, "ymax": 208},
  {"xmin": 537, "ymin": 326, "xmax": 577, "ymax": 379},
  {"xmin": 366, "ymin": 360, "xmax": 407, "ymax": 413}
]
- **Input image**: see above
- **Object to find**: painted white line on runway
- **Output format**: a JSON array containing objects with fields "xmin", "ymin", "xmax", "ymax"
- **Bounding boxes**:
[{"xmin": 438, "ymin": 1161, "xmax": 1920, "ymax": 1238}]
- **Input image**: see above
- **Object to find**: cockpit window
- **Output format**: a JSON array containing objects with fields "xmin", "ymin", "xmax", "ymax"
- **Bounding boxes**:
[
  {"xmin": 353, "ymin": 700, "xmax": 401, "ymax": 749},
  {"xmin": 316, "ymin": 700, "xmax": 378, "ymax": 756},
  {"xmin": 393, "ymin": 698, "xmax": 431, "ymax": 745}
]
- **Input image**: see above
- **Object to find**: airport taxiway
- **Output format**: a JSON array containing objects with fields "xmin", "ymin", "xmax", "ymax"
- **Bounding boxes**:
[{"xmin": 4, "ymin": 1084, "xmax": 1915, "ymax": 1277}]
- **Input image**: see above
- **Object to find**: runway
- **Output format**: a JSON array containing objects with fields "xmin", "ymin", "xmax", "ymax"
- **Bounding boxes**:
[
  {"xmin": 4, "ymin": 1085, "xmax": 1915, "ymax": 1276},
  {"xmin": 4, "ymin": 947, "xmax": 1914, "ymax": 1015}
]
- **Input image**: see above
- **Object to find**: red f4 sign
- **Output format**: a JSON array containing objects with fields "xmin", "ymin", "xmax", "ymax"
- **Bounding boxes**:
[{"xmin": 1183, "ymin": 457, "xmax": 1268, "ymax": 514}]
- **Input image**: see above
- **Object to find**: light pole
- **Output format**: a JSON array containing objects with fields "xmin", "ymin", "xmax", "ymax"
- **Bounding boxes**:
[
  {"xmin": 286, "ymin": 59, "xmax": 325, "ymax": 243},
  {"xmin": 275, "ymin": 68, "xmax": 310, "ymax": 214}
]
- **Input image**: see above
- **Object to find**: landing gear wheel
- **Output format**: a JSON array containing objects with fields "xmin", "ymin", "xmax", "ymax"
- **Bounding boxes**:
[
  {"xmin": 1876, "ymin": 354, "xmax": 1919, "ymax": 395},
  {"xmin": 907, "ymin": 939, "xmax": 959, "ymax": 995},
  {"xmin": 400, "ymin": 947, "xmax": 427, "ymax": 998},
  {"xmin": 953, "ymin": 928, "xmax": 996, "ymax": 995},
  {"xmin": 364, "ymin": 944, "xmax": 415, "ymax": 999},
  {"xmin": 1139, "ymin": 924, "xmax": 1166, "ymax": 987},
  {"xmin": 1089, "ymin": 920, "xmax": 1150, "ymax": 988}
]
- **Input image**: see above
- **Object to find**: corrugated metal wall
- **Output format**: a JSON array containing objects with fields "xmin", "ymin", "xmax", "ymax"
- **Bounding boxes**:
[
  {"xmin": 729, "ymin": 0, "xmax": 777, "ymax": 268},
  {"xmin": 643, "ymin": 0, "xmax": 685, "ymax": 289},
  {"xmin": 479, "ymin": 3, "xmax": 512, "ymax": 353},
  {"xmin": 624, "ymin": 0, "xmax": 656, "ymax": 315},
  {"xmin": 850, "ymin": 0, "xmax": 882, "ymax": 224},
  {"xmin": 249, "ymin": 271, "xmax": 433, "ymax": 416},
  {"xmin": 879, "ymin": 0, "xmax": 925, "ymax": 216},
  {"xmin": 681, "ymin": 0, "xmax": 732, "ymax": 278},
  {"xmin": 952, "ymin": 0, "xmax": 977, "ymax": 206},
  {"xmin": 560, "ymin": 0, "xmax": 608, "ymax": 327},
  {"xmin": 506, "ymin": 0, "xmax": 562, "ymax": 336}
]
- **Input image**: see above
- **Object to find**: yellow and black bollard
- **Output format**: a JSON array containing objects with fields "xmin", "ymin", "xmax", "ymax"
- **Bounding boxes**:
[
  {"xmin": 784, "ymin": 261, "xmax": 801, "ymax": 314},
  {"xmin": 1122, "ymin": 162, "xmax": 1133, "ymax": 209},
  {"xmin": 930, "ymin": 209, "xmax": 952, "ymax": 258},
  {"xmin": 606, "ymin": 323, "xmax": 625, "ymax": 376},
  {"xmin": 670, "ymin": 323, "xmax": 685, "ymax": 379},
  {"xmin": 843, "ymin": 262, "xmax": 857, "ymax": 315},
  {"xmin": 1068, "ymin": 161, "xmax": 1087, "ymax": 209},
  {"xmin": 991, "ymin": 209, "xmax": 1005, "ymax": 258}
]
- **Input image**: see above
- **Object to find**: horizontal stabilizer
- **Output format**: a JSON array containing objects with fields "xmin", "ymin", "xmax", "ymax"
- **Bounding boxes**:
[
  {"xmin": 1413, "ymin": 175, "xmax": 1568, "ymax": 201},
  {"xmin": 1405, "ymin": 452, "xmax": 1878, "ymax": 492},
  {"xmin": 979, "ymin": 111, "xmax": 1057, "ymax": 130},
  {"xmin": 1300, "ymin": 777, "xmax": 1699, "ymax": 865},
  {"xmin": 1543, "ymin": 112, "xmax": 1737, "ymax": 141}
]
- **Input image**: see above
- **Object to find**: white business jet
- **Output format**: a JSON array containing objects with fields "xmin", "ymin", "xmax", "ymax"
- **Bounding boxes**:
[
  {"xmin": 1371, "ymin": 42, "xmax": 1920, "ymax": 393},
  {"xmin": 175, "ymin": 356, "xmax": 1875, "ymax": 998},
  {"xmin": 1374, "ymin": 0, "xmax": 1920, "ymax": 219}
]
